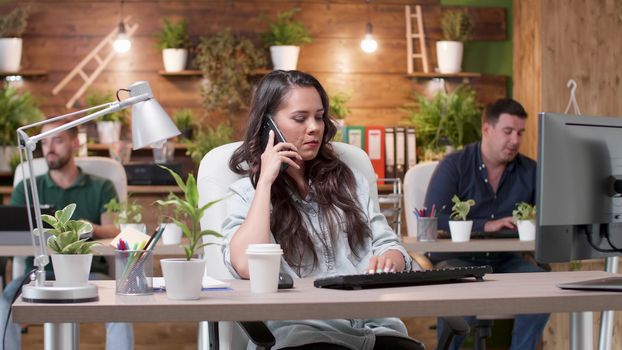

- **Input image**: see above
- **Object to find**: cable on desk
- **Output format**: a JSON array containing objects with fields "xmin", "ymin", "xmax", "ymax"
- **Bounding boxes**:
[{"xmin": 3, "ymin": 267, "xmax": 36, "ymax": 350}]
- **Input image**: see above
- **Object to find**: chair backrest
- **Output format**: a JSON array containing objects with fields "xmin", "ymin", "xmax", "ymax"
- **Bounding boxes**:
[
  {"xmin": 13, "ymin": 156, "xmax": 128, "ymax": 201},
  {"xmin": 197, "ymin": 141, "xmax": 381, "ymax": 279},
  {"xmin": 403, "ymin": 161, "xmax": 438, "ymax": 237}
]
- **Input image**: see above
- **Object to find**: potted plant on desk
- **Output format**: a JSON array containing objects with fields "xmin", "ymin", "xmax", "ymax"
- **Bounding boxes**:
[
  {"xmin": 104, "ymin": 196, "xmax": 145, "ymax": 234},
  {"xmin": 42, "ymin": 203, "xmax": 100, "ymax": 283},
  {"xmin": 513, "ymin": 202, "xmax": 536, "ymax": 241},
  {"xmin": 448, "ymin": 195, "xmax": 475, "ymax": 242},
  {"xmin": 156, "ymin": 166, "xmax": 224, "ymax": 300}
]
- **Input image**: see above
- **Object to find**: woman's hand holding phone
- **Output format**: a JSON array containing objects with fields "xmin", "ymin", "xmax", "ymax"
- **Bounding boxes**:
[{"xmin": 259, "ymin": 130, "xmax": 302, "ymax": 185}]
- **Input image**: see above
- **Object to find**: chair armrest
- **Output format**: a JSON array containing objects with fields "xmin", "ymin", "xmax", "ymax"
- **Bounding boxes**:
[
  {"xmin": 238, "ymin": 321, "xmax": 276, "ymax": 350},
  {"xmin": 437, "ymin": 317, "xmax": 470, "ymax": 350},
  {"xmin": 409, "ymin": 252, "xmax": 434, "ymax": 270}
]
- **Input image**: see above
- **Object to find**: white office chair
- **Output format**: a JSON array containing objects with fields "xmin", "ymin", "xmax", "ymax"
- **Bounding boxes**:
[
  {"xmin": 12, "ymin": 156, "xmax": 128, "ymax": 277},
  {"xmin": 403, "ymin": 161, "xmax": 439, "ymax": 238},
  {"xmin": 196, "ymin": 141, "xmax": 385, "ymax": 350}
]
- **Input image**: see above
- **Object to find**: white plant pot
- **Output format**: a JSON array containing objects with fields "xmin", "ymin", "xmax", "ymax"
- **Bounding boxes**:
[
  {"xmin": 96, "ymin": 121, "xmax": 121, "ymax": 144},
  {"xmin": 51, "ymin": 254, "xmax": 93, "ymax": 284},
  {"xmin": 270, "ymin": 45, "xmax": 300, "ymax": 71},
  {"xmin": 120, "ymin": 223, "xmax": 147, "ymax": 234},
  {"xmin": 162, "ymin": 48, "xmax": 188, "ymax": 72},
  {"xmin": 161, "ymin": 223, "xmax": 183, "ymax": 245},
  {"xmin": 449, "ymin": 220, "xmax": 473, "ymax": 242},
  {"xmin": 0, "ymin": 38, "xmax": 22, "ymax": 72},
  {"xmin": 517, "ymin": 220, "xmax": 536, "ymax": 241},
  {"xmin": 436, "ymin": 41, "xmax": 464, "ymax": 74},
  {"xmin": 160, "ymin": 258, "xmax": 206, "ymax": 300},
  {"xmin": 0, "ymin": 146, "xmax": 15, "ymax": 172}
]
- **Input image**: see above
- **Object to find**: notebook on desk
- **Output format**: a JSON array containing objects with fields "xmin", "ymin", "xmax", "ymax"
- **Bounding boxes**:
[
  {"xmin": 437, "ymin": 229, "xmax": 519, "ymax": 240},
  {"xmin": 0, "ymin": 205, "xmax": 56, "ymax": 245}
]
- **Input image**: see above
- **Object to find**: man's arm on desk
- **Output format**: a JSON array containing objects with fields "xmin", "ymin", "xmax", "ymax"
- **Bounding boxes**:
[
  {"xmin": 91, "ymin": 212, "xmax": 119, "ymax": 239},
  {"xmin": 484, "ymin": 217, "xmax": 515, "ymax": 232}
]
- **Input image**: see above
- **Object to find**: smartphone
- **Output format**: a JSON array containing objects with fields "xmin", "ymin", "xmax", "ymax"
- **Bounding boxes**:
[{"xmin": 259, "ymin": 116, "xmax": 288, "ymax": 171}]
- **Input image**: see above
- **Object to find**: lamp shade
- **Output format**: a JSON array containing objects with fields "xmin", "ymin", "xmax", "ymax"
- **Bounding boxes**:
[{"xmin": 129, "ymin": 81, "xmax": 180, "ymax": 150}]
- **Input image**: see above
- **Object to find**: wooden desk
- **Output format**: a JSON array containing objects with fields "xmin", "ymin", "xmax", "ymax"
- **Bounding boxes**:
[
  {"xmin": 13, "ymin": 271, "xmax": 622, "ymax": 324},
  {"xmin": 401, "ymin": 237, "xmax": 535, "ymax": 253}
]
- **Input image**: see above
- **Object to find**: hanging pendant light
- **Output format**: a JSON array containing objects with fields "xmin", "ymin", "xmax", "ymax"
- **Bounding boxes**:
[
  {"xmin": 113, "ymin": 1, "xmax": 131, "ymax": 53},
  {"xmin": 360, "ymin": 0, "xmax": 378, "ymax": 53}
]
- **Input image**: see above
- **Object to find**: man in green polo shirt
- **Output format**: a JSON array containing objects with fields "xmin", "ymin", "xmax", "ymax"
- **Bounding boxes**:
[{"xmin": 1, "ymin": 120, "xmax": 132, "ymax": 349}]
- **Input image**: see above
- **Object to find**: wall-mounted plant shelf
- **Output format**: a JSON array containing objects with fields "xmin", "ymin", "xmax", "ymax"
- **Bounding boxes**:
[
  {"xmin": 407, "ymin": 72, "xmax": 482, "ymax": 79},
  {"xmin": 158, "ymin": 68, "xmax": 272, "ymax": 77},
  {"xmin": 0, "ymin": 70, "xmax": 47, "ymax": 77}
]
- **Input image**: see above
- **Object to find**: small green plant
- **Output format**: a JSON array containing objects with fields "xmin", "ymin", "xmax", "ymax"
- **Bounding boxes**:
[
  {"xmin": 196, "ymin": 28, "xmax": 265, "ymax": 113},
  {"xmin": 404, "ymin": 84, "xmax": 482, "ymax": 159},
  {"xmin": 174, "ymin": 108, "xmax": 197, "ymax": 140},
  {"xmin": 260, "ymin": 8, "xmax": 313, "ymax": 47},
  {"xmin": 156, "ymin": 166, "xmax": 225, "ymax": 260},
  {"xmin": 0, "ymin": 86, "xmax": 43, "ymax": 146},
  {"xmin": 184, "ymin": 122, "xmax": 234, "ymax": 164},
  {"xmin": 450, "ymin": 195, "xmax": 475, "ymax": 221},
  {"xmin": 85, "ymin": 90, "xmax": 128, "ymax": 124},
  {"xmin": 156, "ymin": 18, "xmax": 190, "ymax": 49},
  {"xmin": 441, "ymin": 10, "xmax": 473, "ymax": 42},
  {"xmin": 41, "ymin": 203, "xmax": 99, "ymax": 254},
  {"xmin": 329, "ymin": 91, "xmax": 351, "ymax": 120},
  {"xmin": 104, "ymin": 197, "xmax": 143, "ymax": 226},
  {"xmin": 0, "ymin": 6, "xmax": 29, "ymax": 37},
  {"xmin": 513, "ymin": 202, "xmax": 536, "ymax": 222}
]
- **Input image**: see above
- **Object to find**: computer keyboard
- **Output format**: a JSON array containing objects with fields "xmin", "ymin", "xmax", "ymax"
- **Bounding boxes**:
[
  {"xmin": 437, "ymin": 230, "xmax": 519, "ymax": 239},
  {"xmin": 313, "ymin": 265, "xmax": 493, "ymax": 290}
]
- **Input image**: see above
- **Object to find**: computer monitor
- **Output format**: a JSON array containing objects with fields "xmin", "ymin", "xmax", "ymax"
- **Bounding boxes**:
[{"xmin": 536, "ymin": 112, "xmax": 622, "ymax": 264}]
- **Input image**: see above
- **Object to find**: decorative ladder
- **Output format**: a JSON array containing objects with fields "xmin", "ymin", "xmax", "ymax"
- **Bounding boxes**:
[
  {"xmin": 405, "ymin": 5, "xmax": 429, "ymax": 74},
  {"xmin": 52, "ymin": 16, "xmax": 139, "ymax": 109}
]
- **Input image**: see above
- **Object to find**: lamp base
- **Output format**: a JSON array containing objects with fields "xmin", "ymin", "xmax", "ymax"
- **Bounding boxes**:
[{"xmin": 21, "ymin": 281, "xmax": 98, "ymax": 303}]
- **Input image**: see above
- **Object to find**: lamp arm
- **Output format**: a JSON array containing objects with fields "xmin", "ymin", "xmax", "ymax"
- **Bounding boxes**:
[{"xmin": 15, "ymin": 92, "xmax": 151, "ymax": 286}]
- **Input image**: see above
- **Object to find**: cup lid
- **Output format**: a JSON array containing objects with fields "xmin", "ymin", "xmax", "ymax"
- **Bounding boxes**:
[{"xmin": 246, "ymin": 243, "xmax": 281, "ymax": 252}]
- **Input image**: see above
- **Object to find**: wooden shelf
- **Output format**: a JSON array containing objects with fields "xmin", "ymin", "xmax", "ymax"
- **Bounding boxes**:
[
  {"xmin": 128, "ymin": 185, "xmax": 182, "ymax": 194},
  {"xmin": 87, "ymin": 143, "xmax": 188, "ymax": 151},
  {"xmin": 0, "ymin": 70, "xmax": 47, "ymax": 77},
  {"xmin": 406, "ymin": 72, "xmax": 482, "ymax": 79},
  {"xmin": 158, "ymin": 68, "xmax": 271, "ymax": 77},
  {"xmin": 157, "ymin": 70, "xmax": 203, "ymax": 76}
]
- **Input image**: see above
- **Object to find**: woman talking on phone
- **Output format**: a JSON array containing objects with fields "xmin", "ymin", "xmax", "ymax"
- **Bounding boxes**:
[{"xmin": 222, "ymin": 70, "xmax": 423, "ymax": 350}]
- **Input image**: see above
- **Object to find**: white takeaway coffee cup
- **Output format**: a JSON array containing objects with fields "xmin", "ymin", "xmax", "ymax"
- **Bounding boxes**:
[{"xmin": 246, "ymin": 244, "xmax": 283, "ymax": 293}]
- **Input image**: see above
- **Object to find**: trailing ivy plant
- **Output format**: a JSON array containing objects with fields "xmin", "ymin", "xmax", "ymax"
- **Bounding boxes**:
[
  {"xmin": 184, "ymin": 122, "xmax": 234, "ymax": 164},
  {"xmin": 260, "ymin": 8, "xmax": 313, "ymax": 47},
  {"xmin": 196, "ymin": 28, "xmax": 265, "ymax": 113},
  {"xmin": 0, "ymin": 6, "xmax": 29, "ymax": 37},
  {"xmin": 404, "ymin": 84, "xmax": 482, "ymax": 159},
  {"xmin": 441, "ymin": 10, "xmax": 473, "ymax": 42},
  {"xmin": 156, "ymin": 18, "xmax": 190, "ymax": 49}
]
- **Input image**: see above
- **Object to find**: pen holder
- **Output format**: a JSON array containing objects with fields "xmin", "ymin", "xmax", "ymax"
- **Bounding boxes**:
[
  {"xmin": 416, "ymin": 217, "xmax": 438, "ymax": 242},
  {"xmin": 115, "ymin": 250, "xmax": 153, "ymax": 295}
]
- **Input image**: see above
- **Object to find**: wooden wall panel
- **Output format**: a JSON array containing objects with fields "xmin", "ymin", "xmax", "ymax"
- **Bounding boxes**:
[
  {"xmin": 513, "ymin": 0, "xmax": 541, "ymax": 159},
  {"xmin": 8, "ymin": 0, "xmax": 506, "ymax": 143}
]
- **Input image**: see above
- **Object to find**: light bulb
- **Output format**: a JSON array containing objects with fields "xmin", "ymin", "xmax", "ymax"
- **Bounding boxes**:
[
  {"xmin": 113, "ymin": 22, "xmax": 131, "ymax": 53},
  {"xmin": 360, "ymin": 34, "xmax": 378, "ymax": 53},
  {"xmin": 360, "ymin": 22, "xmax": 378, "ymax": 53}
]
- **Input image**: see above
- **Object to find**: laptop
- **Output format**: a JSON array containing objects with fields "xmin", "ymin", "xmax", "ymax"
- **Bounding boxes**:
[
  {"xmin": 558, "ymin": 277, "xmax": 622, "ymax": 292},
  {"xmin": 0, "ymin": 205, "xmax": 56, "ymax": 245}
]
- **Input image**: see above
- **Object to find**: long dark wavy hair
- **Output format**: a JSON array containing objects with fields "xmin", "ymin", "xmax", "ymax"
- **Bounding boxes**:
[{"xmin": 229, "ymin": 70, "xmax": 372, "ymax": 273}]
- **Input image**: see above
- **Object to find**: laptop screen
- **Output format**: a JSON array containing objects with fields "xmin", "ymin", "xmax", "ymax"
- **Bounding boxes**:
[{"xmin": 0, "ymin": 205, "xmax": 56, "ymax": 231}]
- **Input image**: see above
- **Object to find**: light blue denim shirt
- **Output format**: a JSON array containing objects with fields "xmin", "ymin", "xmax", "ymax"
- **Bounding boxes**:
[{"xmin": 221, "ymin": 170, "xmax": 422, "ymax": 350}]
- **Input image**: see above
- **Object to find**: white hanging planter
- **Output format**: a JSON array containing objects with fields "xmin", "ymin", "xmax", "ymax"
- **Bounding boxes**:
[
  {"xmin": 161, "ymin": 223, "xmax": 183, "ymax": 245},
  {"xmin": 51, "ymin": 254, "xmax": 93, "ymax": 283},
  {"xmin": 270, "ymin": 45, "xmax": 300, "ymax": 71},
  {"xmin": 436, "ymin": 41, "xmax": 463, "ymax": 74},
  {"xmin": 119, "ymin": 223, "xmax": 147, "ymax": 234},
  {"xmin": 96, "ymin": 121, "xmax": 121, "ymax": 144},
  {"xmin": 162, "ymin": 48, "xmax": 188, "ymax": 72},
  {"xmin": 160, "ymin": 258, "xmax": 206, "ymax": 300},
  {"xmin": 517, "ymin": 219, "xmax": 536, "ymax": 241},
  {"xmin": 0, "ymin": 38, "xmax": 22, "ymax": 72},
  {"xmin": 449, "ymin": 220, "xmax": 472, "ymax": 242},
  {"xmin": 0, "ymin": 146, "xmax": 15, "ymax": 172}
]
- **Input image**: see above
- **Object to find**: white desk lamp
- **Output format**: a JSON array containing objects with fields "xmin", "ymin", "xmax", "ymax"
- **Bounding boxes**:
[{"xmin": 16, "ymin": 81, "xmax": 180, "ymax": 303}]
